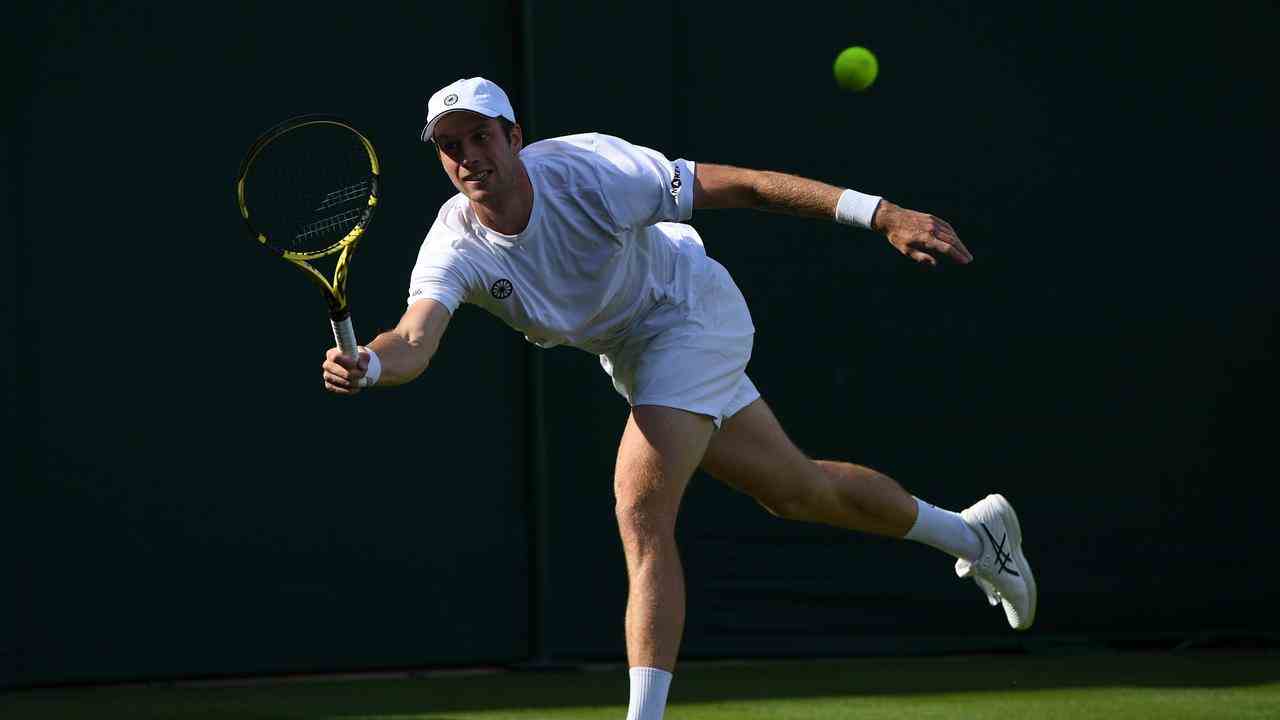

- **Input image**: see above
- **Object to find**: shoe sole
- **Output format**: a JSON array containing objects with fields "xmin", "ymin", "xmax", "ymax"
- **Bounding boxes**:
[{"xmin": 991, "ymin": 493, "xmax": 1037, "ymax": 629}]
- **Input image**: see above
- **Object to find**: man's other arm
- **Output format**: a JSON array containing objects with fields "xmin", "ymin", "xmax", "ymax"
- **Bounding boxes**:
[{"xmin": 692, "ymin": 163, "xmax": 972, "ymax": 266}]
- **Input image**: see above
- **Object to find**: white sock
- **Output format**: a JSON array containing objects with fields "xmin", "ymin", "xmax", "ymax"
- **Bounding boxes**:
[
  {"xmin": 626, "ymin": 666, "xmax": 673, "ymax": 720},
  {"xmin": 904, "ymin": 497, "xmax": 983, "ymax": 561}
]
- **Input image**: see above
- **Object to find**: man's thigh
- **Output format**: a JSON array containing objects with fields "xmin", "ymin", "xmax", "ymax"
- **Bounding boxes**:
[
  {"xmin": 616, "ymin": 404, "xmax": 716, "ymax": 518},
  {"xmin": 700, "ymin": 398, "xmax": 821, "ymax": 502}
]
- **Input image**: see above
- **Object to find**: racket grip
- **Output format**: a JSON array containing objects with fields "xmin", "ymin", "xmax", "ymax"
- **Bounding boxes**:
[{"xmin": 331, "ymin": 315, "xmax": 370, "ymax": 388}]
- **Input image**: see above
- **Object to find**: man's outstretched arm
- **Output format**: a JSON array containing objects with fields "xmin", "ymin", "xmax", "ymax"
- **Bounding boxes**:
[
  {"xmin": 322, "ymin": 298, "xmax": 452, "ymax": 395},
  {"xmin": 692, "ymin": 163, "xmax": 972, "ymax": 267}
]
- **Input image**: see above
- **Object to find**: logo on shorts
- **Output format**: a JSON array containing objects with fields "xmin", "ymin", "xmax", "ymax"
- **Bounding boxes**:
[
  {"xmin": 669, "ymin": 164, "xmax": 683, "ymax": 200},
  {"xmin": 491, "ymin": 278, "xmax": 514, "ymax": 299},
  {"xmin": 443, "ymin": 93, "xmax": 459, "ymax": 106}
]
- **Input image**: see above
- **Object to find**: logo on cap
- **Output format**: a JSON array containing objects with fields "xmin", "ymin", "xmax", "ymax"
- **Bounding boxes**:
[{"xmin": 443, "ymin": 93, "xmax": 459, "ymax": 106}]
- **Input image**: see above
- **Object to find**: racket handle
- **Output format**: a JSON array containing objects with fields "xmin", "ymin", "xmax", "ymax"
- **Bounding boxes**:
[{"xmin": 331, "ymin": 315, "xmax": 370, "ymax": 388}]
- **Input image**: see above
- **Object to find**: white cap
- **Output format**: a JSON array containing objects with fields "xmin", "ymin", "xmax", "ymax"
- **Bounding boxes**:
[{"xmin": 420, "ymin": 77, "xmax": 517, "ymax": 142}]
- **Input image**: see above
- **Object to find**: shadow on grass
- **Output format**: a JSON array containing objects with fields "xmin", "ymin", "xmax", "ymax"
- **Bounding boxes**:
[{"xmin": 3, "ymin": 647, "xmax": 1278, "ymax": 719}]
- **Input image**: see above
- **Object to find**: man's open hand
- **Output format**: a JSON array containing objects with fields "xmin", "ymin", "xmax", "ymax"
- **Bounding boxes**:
[{"xmin": 872, "ymin": 201, "xmax": 973, "ymax": 267}]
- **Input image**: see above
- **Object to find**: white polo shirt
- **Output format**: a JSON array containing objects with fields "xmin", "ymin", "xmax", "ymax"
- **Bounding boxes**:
[{"xmin": 407, "ymin": 133, "xmax": 704, "ymax": 354}]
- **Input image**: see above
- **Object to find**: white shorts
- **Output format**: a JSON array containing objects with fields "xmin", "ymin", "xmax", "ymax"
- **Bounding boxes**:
[{"xmin": 600, "ymin": 259, "xmax": 759, "ymax": 427}]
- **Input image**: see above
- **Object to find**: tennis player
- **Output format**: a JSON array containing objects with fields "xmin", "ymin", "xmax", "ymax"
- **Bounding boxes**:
[{"xmin": 321, "ymin": 77, "xmax": 1036, "ymax": 720}]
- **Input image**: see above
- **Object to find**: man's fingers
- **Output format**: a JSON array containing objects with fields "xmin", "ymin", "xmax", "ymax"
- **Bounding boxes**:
[
  {"xmin": 322, "ymin": 360, "xmax": 350, "ymax": 380},
  {"xmin": 934, "ymin": 221, "xmax": 972, "ymax": 263},
  {"xmin": 908, "ymin": 249, "xmax": 937, "ymax": 267},
  {"xmin": 942, "ymin": 233, "xmax": 973, "ymax": 263},
  {"xmin": 912, "ymin": 231, "xmax": 971, "ymax": 264},
  {"xmin": 324, "ymin": 379, "xmax": 357, "ymax": 396},
  {"xmin": 324, "ymin": 347, "xmax": 361, "ymax": 367},
  {"xmin": 904, "ymin": 235, "xmax": 961, "ymax": 263},
  {"xmin": 322, "ymin": 348, "xmax": 364, "ymax": 396},
  {"xmin": 918, "ymin": 215, "xmax": 971, "ymax": 263},
  {"xmin": 926, "ymin": 237, "xmax": 972, "ymax": 263},
  {"xmin": 327, "ymin": 364, "xmax": 367, "ymax": 383},
  {"xmin": 324, "ymin": 373, "xmax": 364, "ymax": 396},
  {"xmin": 888, "ymin": 210, "xmax": 971, "ymax": 265}
]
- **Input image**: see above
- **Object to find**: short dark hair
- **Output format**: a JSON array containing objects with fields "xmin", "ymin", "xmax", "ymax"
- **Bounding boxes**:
[{"xmin": 497, "ymin": 117, "xmax": 522, "ymax": 145}]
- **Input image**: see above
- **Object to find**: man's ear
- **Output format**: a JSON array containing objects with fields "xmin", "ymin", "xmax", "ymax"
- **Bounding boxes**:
[{"xmin": 509, "ymin": 123, "xmax": 524, "ymax": 153}]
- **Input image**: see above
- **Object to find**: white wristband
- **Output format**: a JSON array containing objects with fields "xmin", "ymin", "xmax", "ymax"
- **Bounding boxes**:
[
  {"xmin": 834, "ymin": 188, "xmax": 883, "ymax": 229},
  {"xmin": 358, "ymin": 346, "xmax": 382, "ymax": 388}
]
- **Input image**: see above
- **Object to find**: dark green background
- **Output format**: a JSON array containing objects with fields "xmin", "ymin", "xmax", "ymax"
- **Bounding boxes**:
[{"xmin": 7, "ymin": 1, "xmax": 1276, "ymax": 688}]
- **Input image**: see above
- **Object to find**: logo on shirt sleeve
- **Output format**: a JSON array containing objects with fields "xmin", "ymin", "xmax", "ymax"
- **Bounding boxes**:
[
  {"xmin": 490, "ymin": 278, "xmax": 514, "ymax": 299},
  {"xmin": 669, "ymin": 163, "xmax": 683, "ymax": 200}
]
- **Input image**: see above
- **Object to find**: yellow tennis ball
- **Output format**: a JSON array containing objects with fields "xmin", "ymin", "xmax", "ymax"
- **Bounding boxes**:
[{"xmin": 834, "ymin": 46, "xmax": 879, "ymax": 92}]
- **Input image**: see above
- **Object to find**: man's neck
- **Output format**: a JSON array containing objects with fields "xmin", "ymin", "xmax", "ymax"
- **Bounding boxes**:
[{"xmin": 473, "ymin": 162, "xmax": 534, "ymax": 235}]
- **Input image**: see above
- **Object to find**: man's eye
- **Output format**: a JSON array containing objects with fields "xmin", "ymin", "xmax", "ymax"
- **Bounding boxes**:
[
  {"xmin": 477, "ymin": 132, "xmax": 490, "ymax": 141},
  {"xmin": 442, "ymin": 142, "xmax": 459, "ymax": 152}
]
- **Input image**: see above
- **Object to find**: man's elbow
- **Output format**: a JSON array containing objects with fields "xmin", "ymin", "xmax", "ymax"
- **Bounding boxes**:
[{"xmin": 401, "ymin": 333, "xmax": 438, "ymax": 380}]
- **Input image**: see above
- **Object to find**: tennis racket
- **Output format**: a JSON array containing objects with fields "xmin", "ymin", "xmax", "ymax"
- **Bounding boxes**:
[{"xmin": 235, "ymin": 115, "xmax": 380, "ymax": 379}]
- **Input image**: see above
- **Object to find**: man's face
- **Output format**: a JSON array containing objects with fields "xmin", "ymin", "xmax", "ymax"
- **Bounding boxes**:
[{"xmin": 432, "ymin": 112, "xmax": 524, "ymax": 203}]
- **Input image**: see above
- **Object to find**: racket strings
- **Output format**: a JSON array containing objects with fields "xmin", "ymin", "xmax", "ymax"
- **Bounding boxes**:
[
  {"xmin": 295, "ymin": 206, "xmax": 364, "ymax": 246},
  {"xmin": 314, "ymin": 179, "xmax": 372, "ymax": 211},
  {"xmin": 247, "ymin": 123, "xmax": 374, "ymax": 255}
]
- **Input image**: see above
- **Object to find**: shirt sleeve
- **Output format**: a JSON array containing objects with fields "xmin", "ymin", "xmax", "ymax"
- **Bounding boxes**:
[
  {"xmin": 590, "ymin": 134, "xmax": 696, "ymax": 231},
  {"xmin": 406, "ymin": 234, "xmax": 481, "ymax": 314}
]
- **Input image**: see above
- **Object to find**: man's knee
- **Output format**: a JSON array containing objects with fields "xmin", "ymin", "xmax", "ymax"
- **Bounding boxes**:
[
  {"xmin": 734, "ymin": 457, "xmax": 835, "ymax": 522},
  {"xmin": 614, "ymin": 468, "xmax": 680, "ymax": 545},
  {"xmin": 752, "ymin": 473, "xmax": 821, "ymax": 521},
  {"xmin": 615, "ymin": 501, "xmax": 679, "ymax": 560}
]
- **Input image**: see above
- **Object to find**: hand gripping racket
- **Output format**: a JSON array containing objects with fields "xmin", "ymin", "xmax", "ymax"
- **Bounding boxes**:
[{"xmin": 236, "ymin": 115, "xmax": 380, "ymax": 379}]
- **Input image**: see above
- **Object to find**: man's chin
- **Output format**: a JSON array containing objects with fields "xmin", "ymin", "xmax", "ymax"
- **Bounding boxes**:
[{"xmin": 463, "ymin": 182, "xmax": 500, "ymax": 201}]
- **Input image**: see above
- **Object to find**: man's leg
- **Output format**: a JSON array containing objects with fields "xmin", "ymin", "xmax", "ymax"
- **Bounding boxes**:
[
  {"xmin": 701, "ymin": 397, "xmax": 1035, "ymax": 629},
  {"xmin": 615, "ymin": 404, "xmax": 714, "ymax": 719},
  {"xmin": 700, "ymin": 398, "xmax": 920, "ymax": 535}
]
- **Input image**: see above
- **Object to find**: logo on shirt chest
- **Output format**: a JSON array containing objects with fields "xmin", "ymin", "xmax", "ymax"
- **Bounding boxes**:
[{"xmin": 490, "ymin": 278, "xmax": 514, "ymax": 299}]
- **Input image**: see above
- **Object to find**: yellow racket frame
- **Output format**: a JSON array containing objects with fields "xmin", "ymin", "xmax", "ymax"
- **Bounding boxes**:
[{"xmin": 235, "ymin": 115, "xmax": 380, "ymax": 321}]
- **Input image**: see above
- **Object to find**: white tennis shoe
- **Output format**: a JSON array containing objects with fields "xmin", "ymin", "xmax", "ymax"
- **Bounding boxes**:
[{"xmin": 955, "ymin": 494, "xmax": 1037, "ymax": 630}]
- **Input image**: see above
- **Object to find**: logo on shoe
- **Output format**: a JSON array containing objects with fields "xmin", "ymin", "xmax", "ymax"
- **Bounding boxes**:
[{"xmin": 980, "ymin": 523, "xmax": 1019, "ymax": 576}]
